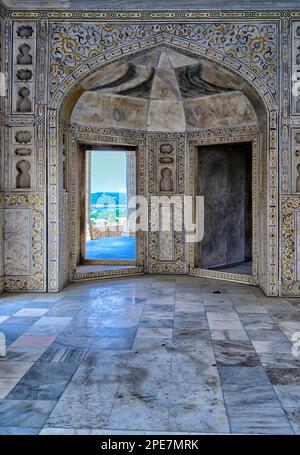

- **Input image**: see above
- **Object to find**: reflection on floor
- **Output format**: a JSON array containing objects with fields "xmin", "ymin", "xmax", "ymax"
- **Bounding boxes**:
[
  {"xmin": 85, "ymin": 237, "xmax": 136, "ymax": 261},
  {"xmin": 211, "ymin": 261, "xmax": 252, "ymax": 276},
  {"xmin": 0, "ymin": 275, "xmax": 299, "ymax": 435}
]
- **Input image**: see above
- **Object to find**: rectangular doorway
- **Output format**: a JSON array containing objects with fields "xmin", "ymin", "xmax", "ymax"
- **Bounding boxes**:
[
  {"xmin": 196, "ymin": 142, "xmax": 252, "ymax": 276},
  {"xmin": 81, "ymin": 148, "xmax": 137, "ymax": 265}
]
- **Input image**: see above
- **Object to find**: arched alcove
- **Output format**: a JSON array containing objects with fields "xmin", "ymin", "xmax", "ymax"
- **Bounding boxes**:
[{"xmin": 49, "ymin": 41, "xmax": 276, "ymax": 296}]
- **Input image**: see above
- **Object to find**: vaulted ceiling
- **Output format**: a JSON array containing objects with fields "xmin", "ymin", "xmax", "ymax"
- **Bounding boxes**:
[
  {"xmin": 82, "ymin": 48, "xmax": 241, "ymax": 100},
  {"xmin": 71, "ymin": 48, "xmax": 257, "ymax": 132}
]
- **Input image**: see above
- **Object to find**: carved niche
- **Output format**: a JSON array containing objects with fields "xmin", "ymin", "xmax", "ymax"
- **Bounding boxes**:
[
  {"xmin": 12, "ymin": 21, "xmax": 36, "ymax": 115},
  {"xmin": 11, "ymin": 127, "xmax": 34, "ymax": 191}
]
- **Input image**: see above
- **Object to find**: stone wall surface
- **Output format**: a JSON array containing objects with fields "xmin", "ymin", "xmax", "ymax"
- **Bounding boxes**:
[
  {"xmin": 0, "ymin": 6, "xmax": 298, "ymax": 295},
  {"xmin": 0, "ymin": 7, "xmax": 4, "ymax": 293}
]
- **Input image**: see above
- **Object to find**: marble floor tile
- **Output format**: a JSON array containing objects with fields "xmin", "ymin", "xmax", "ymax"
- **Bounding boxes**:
[
  {"xmin": 45, "ymin": 308, "xmax": 80, "ymax": 317},
  {"xmin": 0, "ymin": 400, "xmax": 56, "ymax": 428},
  {"xmin": 0, "ymin": 347, "xmax": 46, "ymax": 362},
  {"xmin": 168, "ymin": 379, "xmax": 223, "ymax": 406},
  {"xmin": 222, "ymin": 383, "xmax": 280, "ymax": 407},
  {"xmin": 6, "ymin": 378, "xmax": 69, "ymax": 401},
  {"xmin": 284, "ymin": 408, "xmax": 300, "ymax": 434},
  {"xmin": 246, "ymin": 328, "xmax": 288, "ymax": 341},
  {"xmin": 266, "ymin": 368, "xmax": 300, "ymax": 385},
  {"xmin": 239, "ymin": 313, "xmax": 275, "ymax": 324},
  {"xmin": 142, "ymin": 311, "xmax": 173, "ymax": 320},
  {"xmin": 39, "ymin": 343, "xmax": 87, "ymax": 363},
  {"xmin": 173, "ymin": 326, "xmax": 209, "ymax": 339},
  {"xmin": 258, "ymin": 353, "xmax": 300, "ymax": 368},
  {"xmin": 4, "ymin": 316, "xmax": 40, "ymax": 325},
  {"xmin": 171, "ymin": 364, "xmax": 219, "ymax": 384},
  {"xmin": 168, "ymin": 403, "xmax": 229, "ymax": 433},
  {"xmin": 218, "ymin": 366, "xmax": 271, "ymax": 387},
  {"xmin": 60, "ymin": 378, "xmax": 120, "ymax": 402},
  {"xmin": 207, "ymin": 312, "xmax": 241, "ymax": 322},
  {"xmin": 215, "ymin": 351, "xmax": 260, "ymax": 367},
  {"xmin": 0, "ymin": 378, "xmax": 20, "ymax": 399},
  {"xmin": 14, "ymin": 308, "xmax": 49, "ymax": 317},
  {"xmin": 202, "ymin": 296, "xmax": 232, "ymax": 305},
  {"xmin": 0, "ymin": 276, "xmax": 299, "ymax": 434},
  {"xmin": 11, "ymin": 335, "xmax": 56, "ymax": 349},
  {"xmin": 273, "ymin": 384, "xmax": 300, "ymax": 408},
  {"xmin": 226, "ymin": 404, "xmax": 294, "ymax": 434},
  {"xmin": 272, "ymin": 313, "xmax": 300, "ymax": 322},
  {"xmin": 0, "ymin": 361, "xmax": 33, "ymax": 378},
  {"xmin": 174, "ymin": 310, "xmax": 205, "ymax": 321},
  {"xmin": 28, "ymin": 317, "xmax": 73, "ymax": 335},
  {"xmin": 172, "ymin": 340, "xmax": 216, "ymax": 368},
  {"xmin": 205, "ymin": 304, "xmax": 235, "ymax": 312},
  {"xmin": 128, "ymin": 340, "xmax": 172, "ymax": 365},
  {"xmin": 145, "ymin": 301, "xmax": 174, "ymax": 310},
  {"xmin": 207, "ymin": 318, "xmax": 244, "ymax": 330},
  {"xmin": 0, "ymin": 426, "xmax": 40, "ymax": 435},
  {"xmin": 136, "ymin": 328, "xmax": 173, "ymax": 338},
  {"xmin": 229, "ymin": 294, "xmax": 259, "ymax": 302},
  {"xmin": 114, "ymin": 379, "xmax": 169, "ymax": 406},
  {"xmin": 22, "ymin": 362, "xmax": 78, "ymax": 382},
  {"xmin": 140, "ymin": 318, "xmax": 173, "ymax": 328},
  {"xmin": 72, "ymin": 360, "xmax": 132, "ymax": 385},
  {"xmin": 85, "ymin": 348, "xmax": 130, "ymax": 365},
  {"xmin": 175, "ymin": 294, "xmax": 204, "ymax": 304},
  {"xmin": 172, "ymin": 339, "xmax": 215, "ymax": 362},
  {"xmin": 54, "ymin": 334, "xmax": 95, "ymax": 349},
  {"xmin": 233, "ymin": 304, "xmax": 268, "ymax": 314},
  {"xmin": 46, "ymin": 399, "xmax": 112, "ymax": 429},
  {"xmin": 213, "ymin": 339, "xmax": 253, "ymax": 352},
  {"xmin": 108, "ymin": 402, "xmax": 168, "ymax": 431},
  {"xmin": 252, "ymin": 340, "xmax": 292, "ymax": 354},
  {"xmin": 278, "ymin": 322, "xmax": 300, "ymax": 341},
  {"xmin": 0, "ymin": 305, "xmax": 29, "ymax": 316},
  {"xmin": 92, "ymin": 336, "xmax": 134, "ymax": 350},
  {"xmin": 40, "ymin": 428, "xmax": 93, "ymax": 435},
  {"xmin": 96, "ymin": 326, "xmax": 137, "ymax": 338},
  {"xmin": 210, "ymin": 329, "xmax": 249, "ymax": 341},
  {"xmin": 0, "ymin": 324, "xmax": 33, "ymax": 345}
]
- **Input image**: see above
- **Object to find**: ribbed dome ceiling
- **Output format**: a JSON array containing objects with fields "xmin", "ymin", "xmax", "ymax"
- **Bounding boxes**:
[{"xmin": 71, "ymin": 47, "xmax": 257, "ymax": 132}]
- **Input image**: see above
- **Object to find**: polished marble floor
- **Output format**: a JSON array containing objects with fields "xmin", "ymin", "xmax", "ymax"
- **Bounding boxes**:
[{"xmin": 0, "ymin": 275, "xmax": 299, "ymax": 435}]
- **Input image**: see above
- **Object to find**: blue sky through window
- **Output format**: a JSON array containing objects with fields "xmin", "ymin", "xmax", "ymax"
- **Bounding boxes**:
[{"xmin": 91, "ymin": 151, "xmax": 126, "ymax": 193}]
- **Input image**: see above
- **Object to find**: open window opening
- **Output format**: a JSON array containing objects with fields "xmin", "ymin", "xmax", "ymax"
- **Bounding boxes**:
[{"xmin": 80, "ymin": 146, "xmax": 137, "ymax": 265}]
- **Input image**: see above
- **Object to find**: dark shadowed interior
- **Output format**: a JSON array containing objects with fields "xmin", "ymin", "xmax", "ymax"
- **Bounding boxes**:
[{"xmin": 197, "ymin": 142, "xmax": 252, "ymax": 274}]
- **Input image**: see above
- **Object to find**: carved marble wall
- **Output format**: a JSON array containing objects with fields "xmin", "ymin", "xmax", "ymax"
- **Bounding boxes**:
[
  {"xmin": 0, "ymin": 9, "xmax": 4, "ymax": 292},
  {"xmin": 1, "ymin": 14, "xmax": 47, "ymax": 292},
  {"xmin": 148, "ymin": 133, "xmax": 186, "ymax": 274},
  {"xmin": 0, "ymin": 7, "xmax": 299, "ymax": 295},
  {"xmin": 4, "ymin": 207, "xmax": 30, "ymax": 276}
]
